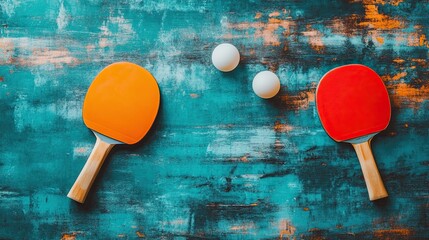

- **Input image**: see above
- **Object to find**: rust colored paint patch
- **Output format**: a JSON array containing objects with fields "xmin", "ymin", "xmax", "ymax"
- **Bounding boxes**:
[
  {"xmin": 374, "ymin": 228, "xmax": 413, "ymax": 238},
  {"xmin": 61, "ymin": 233, "xmax": 77, "ymax": 240},
  {"xmin": 274, "ymin": 121, "xmax": 293, "ymax": 133},
  {"xmin": 280, "ymin": 90, "xmax": 315, "ymax": 110},
  {"xmin": 190, "ymin": 93, "xmax": 199, "ymax": 98},
  {"xmin": 279, "ymin": 220, "xmax": 296, "ymax": 238},
  {"xmin": 359, "ymin": 3, "xmax": 404, "ymax": 30},
  {"xmin": 0, "ymin": 76, "xmax": 4, "ymax": 82},
  {"xmin": 254, "ymin": 12, "xmax": 262, "ymax": 19},
  {"xmin": 136, "ymin": 231, "xmax": 145, "ymax": 238}
]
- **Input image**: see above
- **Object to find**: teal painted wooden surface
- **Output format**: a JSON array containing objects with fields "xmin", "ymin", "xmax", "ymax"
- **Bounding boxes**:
[{"xmin": 0, "ymin": 0, "xmax": 428, "ymax": 239}]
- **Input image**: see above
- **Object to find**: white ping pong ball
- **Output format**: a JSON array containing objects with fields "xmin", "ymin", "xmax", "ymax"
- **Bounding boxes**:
[
  {"xmin": 211, "ymin": 43, "xmax": 240, "ymax": 72},
  {"xmin": 252, "ymin": 71, "xmax": 281, "ymax": 99}
]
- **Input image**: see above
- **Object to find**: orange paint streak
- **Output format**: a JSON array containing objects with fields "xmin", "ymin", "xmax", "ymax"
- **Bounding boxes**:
[
  {"xmin": 393, "ymin": 58, "xmax": 405, "ymax": 64},
  {"xmin": 359, "ymin": 4, "xmax": 403, "ymax": 30},
  {"xmin": 419, "ymin": 34, "xmax": 427, "ymax": 46},
  {"xmin": 389, "ymin": 83, "xmax": 429, "ymax": 109},
  {"xmin": 61, "ymin": 234, "xmax": 76, "ymax": 240},
  {"xmin": 61, "ymin": 232, "xmax": 84, "ymax": 240},
  {"xmin": 362, "ymin": 0, "xmax": 403, "ymax": 5},
  {"xmin": 274, "ymin": 121, "xmax": 293, "ymax": 133},
  {"xmin": 392, "ymin": 72, "xmax": 407, "ymax": 81},
  {"xmin": 255, "ymin": 12, "xmax": 262, "ymax": 19},
  {"xmin": 376, "ymin": 36, "xmax": 384, "ymax": 44},
  {"xmin": 381, "ymin": 72, "xmax": 407, "ymax": 81},
  {"xmin": 374, "ymin": 228, "xmax": 412, "ymax": 237},
  {"xmin": 279, "ymin": 220, "xmax": 296, "ymax": 238}
]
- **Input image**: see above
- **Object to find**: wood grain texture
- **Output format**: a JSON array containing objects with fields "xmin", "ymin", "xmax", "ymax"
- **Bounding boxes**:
[
  {"xmin": 352, "ymin": 140, "xmax": 388, "ymax": 201},
  {"xmin": 67, "ymin": 136, "xmax": 114, "ymax": 203},
  {"xmin": 0, "ymin": 0, "xmax": 428, "ymax": 239}
]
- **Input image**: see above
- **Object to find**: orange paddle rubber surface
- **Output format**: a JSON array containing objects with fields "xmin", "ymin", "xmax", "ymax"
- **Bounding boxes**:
[
  {"xmin": 68, "ymin": 62, "xmax": 160, "ymax": 203},
  {"xmin": 316, "ymin": 64, "xmax": 391, "ymax": 142},
  {"xmin": 83, "ymin": 62, "xmax": 160, "ymax": 144}
]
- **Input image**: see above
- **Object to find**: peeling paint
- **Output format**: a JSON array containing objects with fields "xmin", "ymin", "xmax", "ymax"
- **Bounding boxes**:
[{"xmin": 56, "ymin": 1, "xmax": 69, "ymax": 31}]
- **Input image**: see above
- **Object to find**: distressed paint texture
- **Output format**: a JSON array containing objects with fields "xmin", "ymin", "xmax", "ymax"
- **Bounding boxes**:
[{"xmin": 0, "ymin": 0, "xmax": 428, "ymax": 239}]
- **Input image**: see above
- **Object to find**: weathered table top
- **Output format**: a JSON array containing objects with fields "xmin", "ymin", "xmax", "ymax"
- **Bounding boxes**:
[{"xmin": 1, "ymin": 0, "xmax": 428, "ymax": 239}]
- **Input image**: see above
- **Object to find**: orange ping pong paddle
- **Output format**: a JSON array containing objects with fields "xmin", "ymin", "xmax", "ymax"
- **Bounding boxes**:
[
  {"xmin": 316, "ymin": 64, "xmax": 390, "ymax": 201},
  {"xmin": 67, "ymin": 62, "xmax": 160, "ymax": 203}
]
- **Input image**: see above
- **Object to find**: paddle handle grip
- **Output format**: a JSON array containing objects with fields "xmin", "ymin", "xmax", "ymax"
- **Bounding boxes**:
[
  {"xmin": 352, "ymin": 141, "xmax": 388, "ymax": 201},
  {"xmin": 67, "ymin": 137, "xmax": 114, "ymax": 203}
]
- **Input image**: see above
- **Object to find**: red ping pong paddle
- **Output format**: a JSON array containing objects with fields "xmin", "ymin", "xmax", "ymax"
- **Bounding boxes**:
[{"xmin": 316, "ymin": 64, "xmax": 390, "ymax": 201}]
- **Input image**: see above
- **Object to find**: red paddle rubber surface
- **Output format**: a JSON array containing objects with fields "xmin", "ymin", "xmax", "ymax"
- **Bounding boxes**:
[{"xmin": 316, "ymin": 64, "xmax": 391, "ymax": 142}]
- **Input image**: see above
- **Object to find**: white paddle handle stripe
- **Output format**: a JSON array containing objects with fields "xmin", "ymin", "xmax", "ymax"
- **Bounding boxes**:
[
  {"xmin": 352, "ymin": 140, "xmax": 388, "ymax": 201},
  {"xmin": 67, "ymin": 137, "xmax": 114, "ymax": 203}
]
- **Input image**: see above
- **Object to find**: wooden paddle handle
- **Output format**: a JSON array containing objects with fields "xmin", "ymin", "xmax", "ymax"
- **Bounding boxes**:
[
  {"xmin": 67, "ymin": 137, "xmax": 114, "ymax": 203},
  {"xmin": 352, "ymin": 140, "xmax": 388, "ymax": 201}
]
